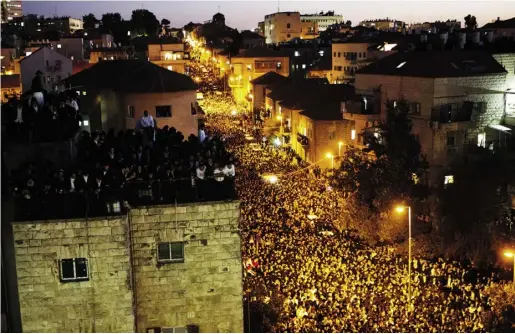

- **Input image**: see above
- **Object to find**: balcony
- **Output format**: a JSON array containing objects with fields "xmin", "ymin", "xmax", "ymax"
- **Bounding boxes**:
[
  {"xmin": 297, "ymin": 133, "xmax": 309, "ymax": 147},
  {"xmin": 431, "ymin": 102, "xmax": 474, "ymax": 123}
]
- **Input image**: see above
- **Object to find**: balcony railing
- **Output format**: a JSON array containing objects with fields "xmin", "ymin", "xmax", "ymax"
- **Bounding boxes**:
[
  {"xmin": 297, "ymin": 133, "xmax": 309, "ymax": 146},
  {"xmin": 431, "ymin": 103, "xmax": 474, "ymax": 123}
]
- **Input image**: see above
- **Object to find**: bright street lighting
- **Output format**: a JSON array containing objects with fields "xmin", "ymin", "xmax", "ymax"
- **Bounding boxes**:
[
  {"xmin": 268, "ymin": 175, "xmax": 278, "ymax": 184},
  {"xmin": 231, "ymin": 109, "xmax": 237, "ymax": 116},
  {"xmin": 326, "ymin": 153, "xmax": 334, "ymax": 168},
  {"xmin": 504, "ymin": 250, "xmax": 515, "ymax": 288},
  {"xmin": 395, "ymin": 205, "xmax": 412, "ymax": 313},
  {"xmin": 274, "ymin": 138, "xmax": 282, "ymax": 146}
]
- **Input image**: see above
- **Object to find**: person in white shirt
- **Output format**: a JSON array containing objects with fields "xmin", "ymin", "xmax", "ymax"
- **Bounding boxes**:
[
  {"xmin": 213, "ymin": 163, "xmax": 225, "ymax": 182},
  {"xmin": 223, "ymin": 162, "xmax": 235, "ymax": 178},
  {"xmin": 196, "ymin": 164, "xmax": 206, "ymax": 180},
  {"xmin": 199, "ymin": 124, "xmax": 207, "ymax": 143},
  {"xmin": 139, "ymin": 110, "xmax": 155, "ymax": 142}
]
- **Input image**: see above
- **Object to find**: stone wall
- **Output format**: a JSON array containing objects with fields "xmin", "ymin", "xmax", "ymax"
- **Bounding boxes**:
[
  {"xmin": 130, "ymin": 202, "xmax": 243, "ymax": 333},
  {"xmin": 12, "ymin": 216, "xmax": 135, "ymax": 333},
  {"xmin": 12, "ymin": 201, "xmax": 244, "ymax": 333}
]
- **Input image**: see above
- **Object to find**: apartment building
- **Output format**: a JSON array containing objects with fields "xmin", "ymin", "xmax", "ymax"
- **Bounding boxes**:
[
  {"xmin": 89, "ymin": 47, "xmax": 131, "ymax": 63},
  {"xmin": 263, "ymin": 80, "xmax": 357, "ymax": 168},
  {"xmin": 264, "ymin": 12, "xmax": 301, "ymax": 44},
  {"xmin": 355, "ymin": 50, "xmax": 511, "ymax": 185},
  {"xmin": 19, "ymin": 46, "xmax": 72, "ymax": 93},
  {"xmin": 482, "ymin": 17, "xmax": 515, "ymax": 39},
  {"xmin": 148, "ymin": 41, "xmax": 189, "ymax": 74},
  {"xmin": 300, "ymin": 11, "xmax": 343, "ymax": 32},
  {"xmin": 332, "ymin": 42, "xmax": 371, "ymax": 83},
  {"xmin": 0, "ymin": 0, "xmax": 22, "ymax": 23},
  {"xmin": 228, "ymin": 47, "xmax": 290, "ymax": 105},
  {"xmin": 24, "ymin": 16, "xmax": 84, "ymax": 35},
  {"xmin": 26, "ymin": 37, "xmax": 84, "ymax": 61},
  {"xmin": 11, "ymin": 200, "xmax": 243, "ymax": 333},
  {"xmin": 359, "ymin": 18, "xmax": 404, "ymax": 31}
]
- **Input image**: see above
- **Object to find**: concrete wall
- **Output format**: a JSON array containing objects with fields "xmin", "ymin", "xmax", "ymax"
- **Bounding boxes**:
[
  {"xmin": 131, "ymin": 202, "xmax": 243, "ymax": 333},
  {"xmin": 12, "ymin": 201, "xmax": 244, "ymax": 333},
  {"xmin": 12, "ymin": 216, "xmax": 135, "ymax": 333}
]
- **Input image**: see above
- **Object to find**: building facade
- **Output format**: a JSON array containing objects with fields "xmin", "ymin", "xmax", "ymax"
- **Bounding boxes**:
[
  {"xmin": 228, "ymin": 47, "xmax": 290, "ymax": 106},
  {"xmin": 264, "ymin": 12, "xmax": 301, "ymax": 44},
  {"xmin": 300, "ymin": 12, "xmax": 343, "ymax": 32},
  {"xmin": 19, "ymin": 46, "xmax": 72, "ymax": 93},
  {"xmin": 89, "ymin": 47, "xmax": 130, "ymax": 63},
  {"xmin": 331, "ymin": 42, "xmax": 371, "ymax": 83},
  {"xmin": 148, "ymin": 42, "xmax": 189, "ymax": 74},
  {"xmin": 12, "ymin": 201, "xmax": 244, "ymax": 333},
  {"xmin": 355, "ymin": 51, "xmax": 512, "ymax": 185},
  {"xmin": 359, "ymin": 19, "xmax": 404, "ymax": 31},
  {"xmin": 0, "ymin": 0, "xmax": 22, "ymax": 23}
]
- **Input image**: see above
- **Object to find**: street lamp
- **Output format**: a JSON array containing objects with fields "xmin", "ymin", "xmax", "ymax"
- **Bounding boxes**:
[
  {"xmin": 326, "ymin": 153, "xmax": 334, "ymax": 168},
  {"xmin": 395, "ymin": 205, "xmax": 412, "ymax": 313},
  {"xmin": 504, "ymin": 251, "xmax": 515, "ymax": 289},
  {"xmin": 338, "ymin": 141, "xmax": 343, "ymax": 156}
]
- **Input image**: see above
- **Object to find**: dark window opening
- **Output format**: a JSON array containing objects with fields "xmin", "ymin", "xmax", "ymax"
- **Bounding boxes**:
[{"xmin": 156, "ymin": 105, "xmax": 172, "ymax": 118}]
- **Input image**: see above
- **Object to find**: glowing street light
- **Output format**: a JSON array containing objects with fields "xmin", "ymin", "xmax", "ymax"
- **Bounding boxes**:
[
  {"xmin": 395, "ymin": 205, "xmax": 412, "ymax": 313},
  {"xmin": 504, "ymin": 250, "xmax": 515, "ymax": 288},
  {"xmin": 268, "ymin": 175, "xmax": 278, "ymax": 184},
  {"xmin": 274, "ymin": 137, "xmax": 282, "ymax": 147},
  {"xmin": 194, "ymin": 76, "xmax": 201, "ymax": 83},
  {"xmin": 326, "ymin": 153, "xmax": 334, "ymax": 168},
  {"xmin": 338, "ymin": 141, "xmax": 343, "ymax": 156}
]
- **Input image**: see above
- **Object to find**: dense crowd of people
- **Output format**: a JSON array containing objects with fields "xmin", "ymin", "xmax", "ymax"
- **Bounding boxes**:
[
  {"xmin": 201, "ymin": 93, "xmax": 512, "ymax": 333},
  {"xmin": 2, "ymin": 92, "xmax": 82, "ymax": 143},
  {"xmin": 11, "ymin": 124, "xmax": 237, "ymax": 220}
]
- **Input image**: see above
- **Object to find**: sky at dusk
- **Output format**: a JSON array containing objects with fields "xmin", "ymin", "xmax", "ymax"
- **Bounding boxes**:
[{"xmin": 23, "ymin": 1, "xmax": 515, "ymax": 31}]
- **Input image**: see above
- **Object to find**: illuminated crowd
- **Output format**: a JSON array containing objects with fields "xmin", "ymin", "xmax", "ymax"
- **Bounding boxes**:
[{"xmin": 202, "ymin": 94, "xmax": 510, "ymax": 333}]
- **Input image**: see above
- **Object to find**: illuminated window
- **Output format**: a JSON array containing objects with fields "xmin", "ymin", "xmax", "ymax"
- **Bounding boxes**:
[
  {"xmin": 164, "ymin": 53, "xmax": 172, "ymax": 60},
  {"xmin": 82, "ymin": 91, "xmax": 87, "ymax": 96},
  {"xmin": 397, "ymin": 61, "xmax": 407, "ymax": 68},
  {"xmin": 444, "ymin": 175, "xmax": 454, "ymax": 185},
  {"xmin": 83, "ymin": 120, "xmax": 89, "ymax": 127},
  {"xmin": 57, "ymin": 44, "xmax": 62, "ymax": 48},
  {"xmin": 302, "ymin": 64, "xmax": 306, "ymax": 69},
  {"xmin": 477, "ymin": 132, "xmax": 485, "ymax": 147},
  {"xmin": 127, "ymin": 105, "xmax": 135, "ymax": 118},
  {"xmin": 294, "ymin": 51, "xmax": 300, "ymax": 57},
  {"xmin": 167, "ymin": 65, "xmax": 173, "ymax": 71},
  {"xmin": 351, "ymin": 129, "xmax": 356, "ymax": 140}
]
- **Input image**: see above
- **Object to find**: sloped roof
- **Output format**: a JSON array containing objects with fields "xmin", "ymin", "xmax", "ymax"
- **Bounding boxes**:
[
  {"xmin": 64, "ymin": 60, "xmax": 198, "ymax": 93},
  {"xmin": 241, "ymin": 30, "xmax": 265, "ymax": 40},
  {"xmin": 234, "ymin": 46, "xmax": 287, "ymax": 58},
  {"xmin": 1, "ymin": 74, "xmax": 21, "ymax": 89},
  {"xmin": 482, "ymin": 17, "xmax": 515, "ymax": 29},
  {"xmin": 250, "ymin": 71, "xmax": 288, "ymax": 85},
  {"xmin": 19, "ymin": 46, "xmax": 70, "ymax": 63},
  {"xmin": 357, "ymin": 50, "xmax": 507, "ymax": 77}
]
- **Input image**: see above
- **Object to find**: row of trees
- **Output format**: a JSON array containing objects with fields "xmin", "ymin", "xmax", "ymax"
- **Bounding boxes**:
[
  {"xmin": 83, "ymin": 9, "xmax": 167, "ymax": 43},
  {"xmin": 331, "ymin": 99, "xmax": 514, "ymax": 265}
]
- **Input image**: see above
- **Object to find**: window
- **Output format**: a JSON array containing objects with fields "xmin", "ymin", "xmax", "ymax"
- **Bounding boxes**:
[
  {"xmin": 333, "ymin": 52, "xmax": 336, "ymax": 57},
  {"xmin": 444, "ymin": 175, "xmax": 454, "ymax": 185},
  {"xmin": 477, "ymin": 132, "xmax": 486, "ymax": 147},
  {"xmin": 411, "ymin": 102, "xmax": 421, "ymax": 115},
  {"xmin": 446, "ymin": 136, "xmax": 455, "ymax": 146},
  {"xmin": 127, "ymin": 105, "xmax": 135, "ymax": 118},
  {"xmin": 106, "ymin": 201, "xmax": 121, "ymax": 213},
  {"xmin": 287, "ymin": 23, "xmax": 291, "ymax": 29},
  {"xmin": 287, "ymin": 34, "xmax": 291, "ymax": 38},
  {"xmin": 294, "ymin": 51, "xmax": 300, "ymax": 57},
  {"xmin": 351, "ymin": 129, "xmax": 356, "ymax": 140},
  {"xmin": 328, "ymin": 131, "xmax": 336, "ymax": 140},
  {"xmin": 276, "ymin": 62, "xmax": 282, "ymax": 69},
  {"xmin": 156, "ymin": 105, "xmax": 172, "ymax": 117},
  {"xmin": 59, "ymin": 258, "xmax": 89, "ymax": 282},
  {"xmin": 157, "ymin": 242, "xmax": 184, "ymax": 263},
  {"xmin": 161, "ymin": 327, "xmax": 188, "ymax": 333},
  {"xmin": 167, "ymin": 65, "xmax": 173, "ymax": 71},
  {"xmin": 302, "ymin": 64, "xmax": 306, "ymax": 69},
  {"xmin": 338, "ymin": 52, "xmax": 341, "ymax": 57}
]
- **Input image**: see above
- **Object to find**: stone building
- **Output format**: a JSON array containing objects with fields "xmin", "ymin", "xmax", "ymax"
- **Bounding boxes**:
[
  {"xmin": 263, "ymin": 12, "xmax": 301, "ymax": 44},
  {"xmin": 12, "ymin": 201, "xmax": 243, "ymax": 333},
  {"xmin": 300, "ymin": 11, "xmax": 343, "ymax": 32},
  {"xmin": 355, "ymin": 50, "xmax": 512, "ymax": 185},
  {"xmin": 148, "ymin": 40, "xmax": 189, "ymax": 75}
]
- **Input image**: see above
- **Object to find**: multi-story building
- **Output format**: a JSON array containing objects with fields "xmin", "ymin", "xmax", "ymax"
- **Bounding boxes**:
[
  {"xmin": 264, "ymin": 80, "xmax": 355, "ymax": 167},
  {"xmin": 19, "ymin": 46, "xmax": 72, "ymax": 93},
  {"xmin": 257, "ymin": 21, "xmax": 265, "ymax": 36},
  {"xmin": 1, "ymin": 46, "xmax": 18, "ymax": 75},
  {"xmin": 0, "ymin": 0, "xmax": 22, "ymax": 23},
  {"xmin": 24, "ymin": 16, "xmax": 83, "ymax": 35},
  {"xmin": 11, "ymin": 197, "xmax": 243, "ymax": 332},
  {"xmin": 148, "ymin": 41, "xmax": 189, "ymax": 74},
  {"xmin": 264, "ymin": 11, "xmax": 301, "ymax": 44},
  {"xmin": 300, "ymin": 11, "xmax": 343, "ymax": 32},
  {"xmin": 332, "ymin": 42, "xmax": 371, "ymax": 83},
  {"xmin": 89, "ymin": 47, "xmax": 131, "ymax": 63},
  {"xmin": 355, "ymin": 50, "xmax": 512, "ymax": 185},
  {"xmin": 359, "ymin": 18, "xmax": 404, "ymax": 31},
  {"xmin": 228, "ymin": 47, "xmax": 290, "ymax": 106},
  {"xmin": 25, "ymin": 37, "xmax": 84, "ymax": 61},
  {"xmin": 300, "ymin": 20, "xmax": 318, "ymax": 39}
]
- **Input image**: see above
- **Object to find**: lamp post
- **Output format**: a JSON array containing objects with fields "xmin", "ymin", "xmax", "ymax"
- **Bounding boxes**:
[
  {"xmin": 326, "ymin": 153, "xmax": 334, "ymax": 169},
  {"xmin": 504, "ymin": 251, "xmax": 515, "ymax": 289},
  {"xmin": 338, "ymin": 141, "xmax": 343, "ymax": 156},
  {"xmin": 395, "ymin": 205, "xmax": 412, "ymax": 314}
]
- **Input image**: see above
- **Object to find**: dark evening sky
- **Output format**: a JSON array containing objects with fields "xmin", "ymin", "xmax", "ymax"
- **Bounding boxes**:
[{"xmin": 24, "ymin": 1, "xmax": 515, "ymax": 31}]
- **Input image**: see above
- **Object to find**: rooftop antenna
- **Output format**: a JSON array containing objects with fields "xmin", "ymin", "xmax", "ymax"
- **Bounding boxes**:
[
  {"xmin": 278, "ymin": 0, "xmax": 280, "ymax": 12},
  {"xmin": 218, "ymin": 5, "xmax": 220, "ymax": 13}
]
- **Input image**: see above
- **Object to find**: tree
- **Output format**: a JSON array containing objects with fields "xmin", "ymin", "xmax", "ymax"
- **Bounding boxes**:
[
  {"xmin": 101, "ymin": 12, "xmax": 122, "ymax": 35},
  {"xmin": 130, "ymin": 9, "xmax": 160, "ymax": 36},
  {"xmin": 161, "ymin": 18, "xmax": 170, "ymax": 28},
  {"xmin": 82, "ymin": 13, "xmax": 98, "ymax": 30},
  {"xmin": 345, "ymin": 20, "xmax": 352, "ymax": 26},
  {"xmin": 464, "ymin": 14, "xmax": 478, "ymax": 30}
]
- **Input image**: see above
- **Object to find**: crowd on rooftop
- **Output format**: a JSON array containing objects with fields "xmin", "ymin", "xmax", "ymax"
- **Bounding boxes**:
[
  {"xmin": 201, "ymin": 92, "xmax": 512, "ymax": 333},
  {"xmin": 11, "ymin": 118, "xmax": 238, "ymax": 220}
]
